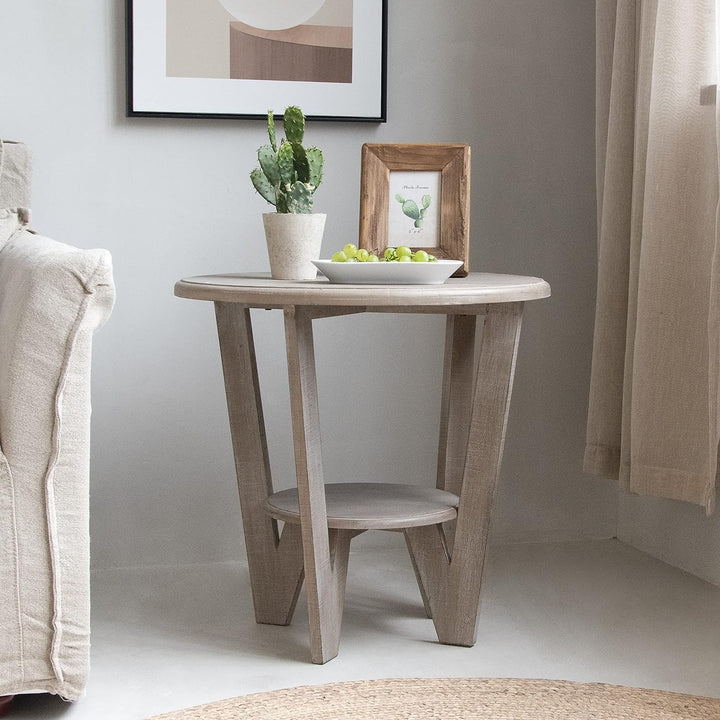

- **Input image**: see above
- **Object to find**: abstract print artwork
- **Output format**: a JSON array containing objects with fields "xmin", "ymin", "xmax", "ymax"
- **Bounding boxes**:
[
  {"xmin": 166, "ymin": 0, "xmax": 353, "ymax": 84},
  {"xmin": 128, "ymin": 0, "xmax": 386, "ymax": 120}
]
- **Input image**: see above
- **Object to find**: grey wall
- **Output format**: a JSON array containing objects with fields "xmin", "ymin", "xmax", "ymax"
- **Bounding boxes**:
[
  {"xmin": 619, "ymin": 493, "xmax": 720, "ymax": 586},
  {"xmin": 1, "ymin": 0, "xmax": 616, "ymax": 570}
]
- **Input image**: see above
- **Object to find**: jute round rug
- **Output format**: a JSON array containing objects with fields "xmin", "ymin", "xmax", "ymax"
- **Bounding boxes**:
[{"xmin": 147, "ymin": 677, "xmax": 720, "ymax": 719}]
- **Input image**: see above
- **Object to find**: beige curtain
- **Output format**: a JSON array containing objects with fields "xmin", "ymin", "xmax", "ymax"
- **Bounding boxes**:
[{"xmin": 585, "ymin": 0, "xmax": 720, "ymax": 512}]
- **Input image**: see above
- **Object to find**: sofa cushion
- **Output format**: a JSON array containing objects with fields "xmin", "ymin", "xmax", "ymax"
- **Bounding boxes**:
[
  {"xmin": 0, "ymin": 228, "xmax": 114, "ymax": 700},
  {"xmin": 0, "ymin": 140, "xmax": 32, "ymax": 224}
]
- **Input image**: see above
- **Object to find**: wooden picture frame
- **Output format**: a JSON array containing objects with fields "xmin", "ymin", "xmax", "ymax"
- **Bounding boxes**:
[{"xmin": 359, "ymin": 143, "xmax": 470, "ymax": 275}]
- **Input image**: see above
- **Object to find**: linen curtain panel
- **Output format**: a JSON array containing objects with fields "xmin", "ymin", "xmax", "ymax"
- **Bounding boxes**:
[{"xmin": 585, "ymin": 0, "xmax": 720, "ymax": 512}]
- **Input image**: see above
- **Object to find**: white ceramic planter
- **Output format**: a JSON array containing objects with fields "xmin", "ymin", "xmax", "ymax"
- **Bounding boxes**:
[{"xmin": 263, "ymin": 212, "xmax": 326, "ymax": 280}]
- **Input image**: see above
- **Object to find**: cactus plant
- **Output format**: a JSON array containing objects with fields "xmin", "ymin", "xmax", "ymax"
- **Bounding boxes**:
[
  {"xmin": 395, "ymin": 193, "xmax": 431, "ymax": 228},
  {"xmin": 251, "ymin": 106, "xmax": 324, "ymax": 214}
]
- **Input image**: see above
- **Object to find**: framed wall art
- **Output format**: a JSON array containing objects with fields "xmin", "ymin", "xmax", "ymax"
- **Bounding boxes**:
[
  {"xmin": 359, "ymin": 143, "xmax": 471, "ymax": 275},
  {"xmin": 127, "ymin": 0, "xmax": 387, "ymax": 121}
]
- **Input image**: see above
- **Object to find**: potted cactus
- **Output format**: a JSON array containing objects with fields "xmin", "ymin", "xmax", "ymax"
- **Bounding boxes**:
[{"xmin": 251, "ymin": 106, "xmax": 326, "ymax": 280}]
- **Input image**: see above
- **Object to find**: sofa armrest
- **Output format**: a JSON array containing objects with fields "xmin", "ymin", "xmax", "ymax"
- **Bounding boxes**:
[{"xmin": 0, "ymin": 228, "xmax": 114, "ymax": 700}]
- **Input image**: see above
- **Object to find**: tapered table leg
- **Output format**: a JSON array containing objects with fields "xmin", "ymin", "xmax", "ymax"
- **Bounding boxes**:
[
  {"xmin": 408, "ymin": 313, "xmax": 478, "ymax": 619},
  {"xmin": 436, "ymin": 313, "xmax": 478, "ymax": 552},
  {"xmin": 215, "ymin": 301, "xmax": 304, "ymax": 626},
  {"xmin": 284, "ymin": 305, "xmax": 349, "ymax": 664},
  {"xmin": 406, "ymin": 302, "xmax": 524, "ymax": 646}
]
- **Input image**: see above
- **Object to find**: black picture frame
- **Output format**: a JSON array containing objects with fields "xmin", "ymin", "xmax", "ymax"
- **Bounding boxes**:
[{"xmin": 126, "ymin": 0, "xmax": 387, "ymax": 122}]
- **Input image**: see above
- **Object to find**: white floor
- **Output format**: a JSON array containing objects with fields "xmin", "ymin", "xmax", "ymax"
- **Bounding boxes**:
[{"xmin": 8, "ymin": 538, "xmax": 720, "ymax": 719}]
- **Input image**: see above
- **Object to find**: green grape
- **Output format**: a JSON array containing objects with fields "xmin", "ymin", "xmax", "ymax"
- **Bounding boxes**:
[{"xmin": 329, "ymin": 245, "xmax": 444, "ymax": 264}]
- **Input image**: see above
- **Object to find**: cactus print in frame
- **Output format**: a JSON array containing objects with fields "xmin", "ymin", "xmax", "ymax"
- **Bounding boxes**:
[{"xmin": 388, "ymin": 171, "xmax": 441, "ymax": 248}]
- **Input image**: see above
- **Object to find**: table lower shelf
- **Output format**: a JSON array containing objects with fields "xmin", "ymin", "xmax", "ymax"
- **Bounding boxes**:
[{"xmin": 263, "ymin": 482, "xmax": 459, "ymax": 531}]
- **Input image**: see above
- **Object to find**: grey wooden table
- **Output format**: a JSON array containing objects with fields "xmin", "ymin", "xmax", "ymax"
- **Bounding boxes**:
[{"xmin": 175, "ymin": 272, "xmax": 551, "ymax": 664}]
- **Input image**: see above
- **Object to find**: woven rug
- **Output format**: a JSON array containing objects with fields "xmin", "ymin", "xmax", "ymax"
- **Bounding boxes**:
[{"xmin": 147, "ymin": 677, "xmax": 720, "ymax": 719}]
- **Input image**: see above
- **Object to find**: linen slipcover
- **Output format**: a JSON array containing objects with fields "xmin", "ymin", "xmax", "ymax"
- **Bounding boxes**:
[
  {"xmin": 0, "ymin": 140, "xmax": 32, "ymax": 224},
  {"xmin": 0, "ymin": 140, "xmax": 115, "ymax": 700}
]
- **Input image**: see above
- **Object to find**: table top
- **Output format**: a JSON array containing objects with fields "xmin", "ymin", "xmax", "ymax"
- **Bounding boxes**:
[{"xmin": 174, "ymin": 272, "xmax": 551, "ymax": 308}]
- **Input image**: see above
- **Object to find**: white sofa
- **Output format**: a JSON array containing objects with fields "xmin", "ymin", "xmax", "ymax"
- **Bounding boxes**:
[{"xmin": 0, "ymin": 140, "xmax": 115, "ymax": 702}]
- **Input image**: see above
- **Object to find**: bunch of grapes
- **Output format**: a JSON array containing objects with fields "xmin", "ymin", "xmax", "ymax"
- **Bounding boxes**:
[{"xmin": 331, "ymin": 244, "xmax": 437, "ymax": 263}]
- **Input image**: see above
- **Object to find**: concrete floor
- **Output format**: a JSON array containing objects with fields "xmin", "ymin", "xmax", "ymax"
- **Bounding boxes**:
[{"xmin": 8, "ymin": 538, "xmax": 720, "ymax": 719}]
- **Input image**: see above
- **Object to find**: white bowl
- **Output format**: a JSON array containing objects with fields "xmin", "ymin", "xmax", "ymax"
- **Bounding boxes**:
[{"xmin": 312, "ymin": 259, "xmax": 463, "ymax": 285}]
